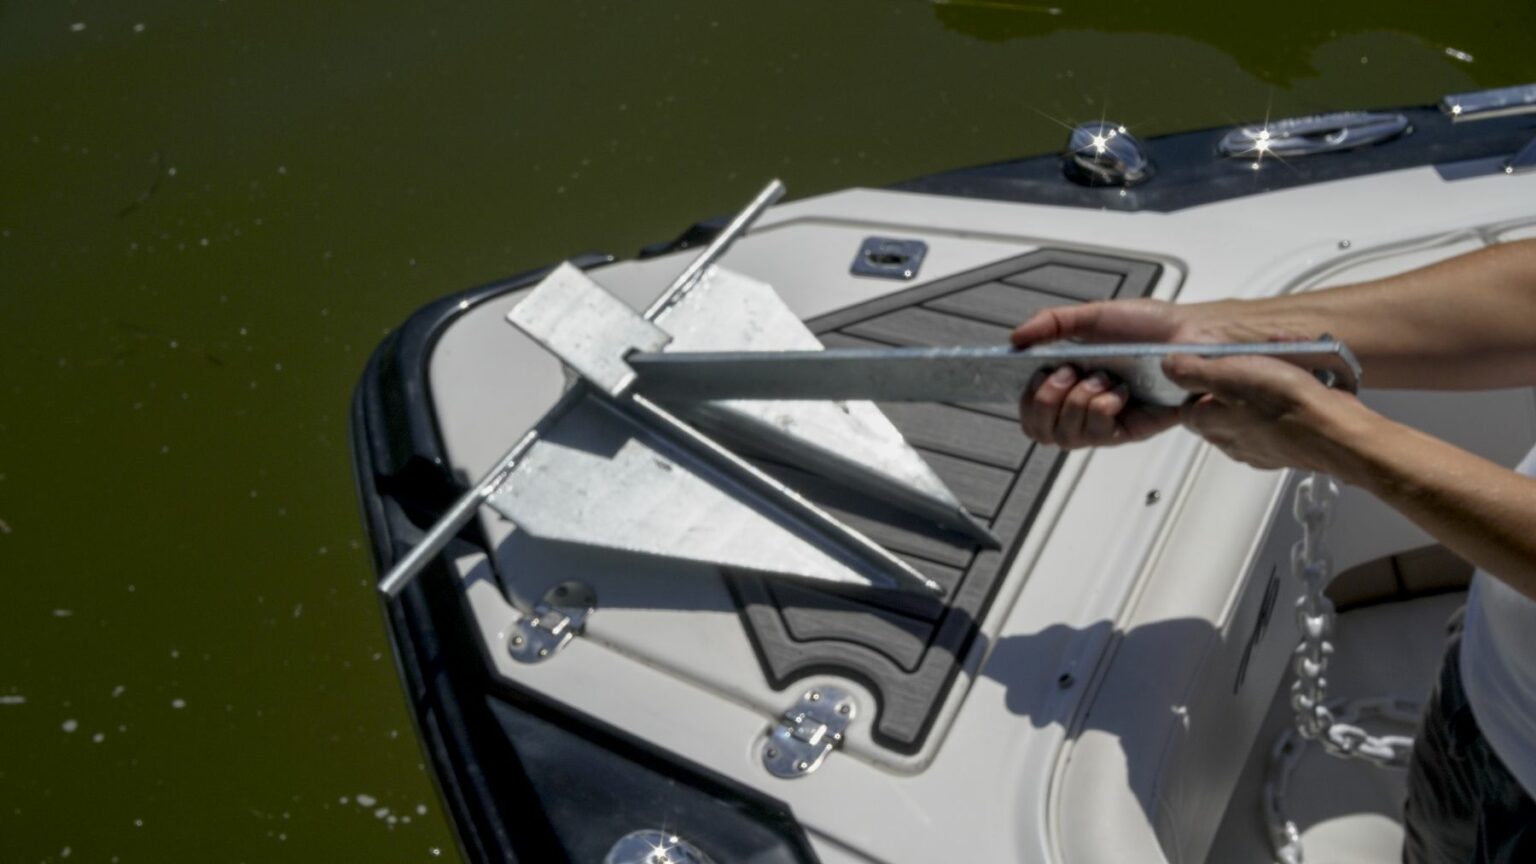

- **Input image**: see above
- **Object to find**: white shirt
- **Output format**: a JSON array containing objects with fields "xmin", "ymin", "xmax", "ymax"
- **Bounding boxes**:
[{"xmin": 1460, "ymin": 443, "xmax": 1536, "ymax": 797}]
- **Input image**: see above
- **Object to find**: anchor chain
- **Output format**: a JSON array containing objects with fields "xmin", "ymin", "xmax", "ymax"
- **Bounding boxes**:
[{"xmin": 1264, "ymin": 472, "xmax": 1420, "ymax": 864}]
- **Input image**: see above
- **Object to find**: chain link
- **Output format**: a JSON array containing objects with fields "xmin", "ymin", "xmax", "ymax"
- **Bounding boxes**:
[{"xmin": 1264, "ymin": 472, "xmax": 1421, "ymax": 864}]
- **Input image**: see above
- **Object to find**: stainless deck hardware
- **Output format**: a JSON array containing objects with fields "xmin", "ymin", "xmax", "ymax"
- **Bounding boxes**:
[
  {"xmin": 1440, "ymin": 82, "xmax": 1536, "ymax": 122},
  {"xmin": 507, "ymin": 581, "xmax": 596, "ymax": 664},
  {"xmin": 1218, "ymin": 112, "xmax": 1409, "ymax": 159},
  {"xmin": 1064, "ymin": 121, "xmax": 1150, "ymax": 186},
  {"xmin": 851, "ymin": 237, "xmax": 927, "ymax": 280},
  {"xmin": 604, "ymin": 830, "xmax": 716, "ymax": 864},
  {"xmin": 762, "ymin": 686, "xmax": 857, "ymax": 778}
]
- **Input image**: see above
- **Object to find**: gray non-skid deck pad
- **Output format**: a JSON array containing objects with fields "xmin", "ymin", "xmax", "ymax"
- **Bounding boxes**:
[{"xmin": 729, "ymin": 247, "xmax": 1161, "ymax": 752}]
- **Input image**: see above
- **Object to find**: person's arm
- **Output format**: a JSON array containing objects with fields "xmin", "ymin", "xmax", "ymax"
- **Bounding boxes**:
[
  {"xmin": 1163, "ymin": 354, "xmax": 1536, "ymax": 602},
  {"xmin": 1012, "ymin": 239, "xmax": 1536, "ymax": 449},
  {"xmin": 1191, "ymin": 238, "xmax": 1536, "ymax": 390}
]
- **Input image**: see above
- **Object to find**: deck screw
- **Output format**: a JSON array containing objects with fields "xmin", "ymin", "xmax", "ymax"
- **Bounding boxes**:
[
  {"xmin": 537, "ymin": 648, "xmax": 549, "ymax": 658},
  {"xmin": 765, "ymin": 747, "xmax": 778, "ymax": 758},
  {"xmin": 838, "ymin": 704, "xmax": 851, "ymax": 715},
  {"xmin": 511, "ymin": 635, "xmax": 524, "ymax": 647},
  {"xmin": 796, "ymin": 761, "xmax": 809, "ymax": 772},
  {"xmin": 808, "ymin": 690, "xmax": 821, "ymax": 701},
  {"xmin": 1338, "ymin": 239, "xmax": 1352, "ymax": 249},
  {"xmin": 1145, "ymin": 489, "xmax": 1160, "ymax": 505}
]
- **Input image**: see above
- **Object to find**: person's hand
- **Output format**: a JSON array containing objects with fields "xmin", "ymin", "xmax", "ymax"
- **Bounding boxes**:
[
  {"xmin": 1012, "ymin": 299, "xmax": 1310, "ymax": 449},
  {"xmin": 1166, "ymin": 353, "xmax": 1375, "ymax": 476}
]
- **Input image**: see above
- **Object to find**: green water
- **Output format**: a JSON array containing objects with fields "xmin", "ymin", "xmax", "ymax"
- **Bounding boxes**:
[{"xmin": 2, "ymin": 0, "xmax": 1533, "ymax": 861}]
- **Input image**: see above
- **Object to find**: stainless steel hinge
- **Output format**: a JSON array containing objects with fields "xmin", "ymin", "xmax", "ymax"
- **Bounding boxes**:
[
  {"xmin": 762, "ymin": 686, "xmax": 856, "ymax": 778},
  {"xmin": 508, "ymin": 581, "xmax": 596, "ymax": 664}
]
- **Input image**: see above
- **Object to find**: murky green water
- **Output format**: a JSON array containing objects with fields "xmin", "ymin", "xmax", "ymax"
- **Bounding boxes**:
[{"xmin": 2, "ymin": 0, "xmax": 1533, "ymax": 861}]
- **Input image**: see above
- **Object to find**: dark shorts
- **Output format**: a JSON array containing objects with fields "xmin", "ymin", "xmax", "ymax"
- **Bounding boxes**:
[{"xmin": 1402, "ymin": 615, "xmax": 1536, "ymax": 864}]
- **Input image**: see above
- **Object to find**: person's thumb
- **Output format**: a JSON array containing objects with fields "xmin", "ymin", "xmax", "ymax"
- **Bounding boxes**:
[{"xmin": 1010, "ymin": 303, "xmax": 1105, "ymax": 348}]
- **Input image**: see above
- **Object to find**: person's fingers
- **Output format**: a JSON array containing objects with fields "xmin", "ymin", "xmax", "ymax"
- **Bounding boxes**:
[
  {"xmin": 1083, "ymin": 383, "xmax": 1126, "ymax": 441},
  {"xmin": 1018, "ymin": 369, "xmax": 1048, "ymax": 440},
  {"xmin": 1025, "ymin": 365, "xmax": 1079, "ymax": 444},
  {"xmin": 1053, "ymin": 372, "xmax": 1109, "ymax": 447},
  {"xmin": 1023, "ymin": 369, "xmax": 1179, "ymax": 448}
]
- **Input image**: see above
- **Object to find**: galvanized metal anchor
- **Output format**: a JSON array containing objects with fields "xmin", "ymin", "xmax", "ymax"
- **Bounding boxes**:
[
  {"xmin": 378, "ymin": 179, "xmax": 1361, "ymax": 600},
  {"xmin": 379, "ymin": 180, "xmax": 965, "ymax": 598}
]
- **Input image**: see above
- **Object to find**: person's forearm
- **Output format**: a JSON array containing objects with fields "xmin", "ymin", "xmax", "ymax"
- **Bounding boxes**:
[
  {"xmin": 1327, "ymin": 409, "xmax": 1536, "ymax": 600},
  {"xmin": 1193, "ymin": 239, "xmax": 1536, "ymax": 390}
]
